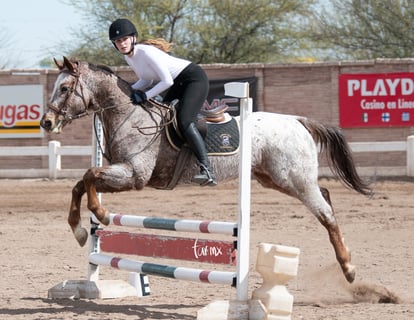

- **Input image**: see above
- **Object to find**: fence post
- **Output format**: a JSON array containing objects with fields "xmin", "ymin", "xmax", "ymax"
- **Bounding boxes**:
[
  {"xmin": 48, "ymin": 140, "xmax": 61, "ymax": 179},
  {"xmin": 407, "ymin": 135, "xmax": 414, "ymax": 177}
]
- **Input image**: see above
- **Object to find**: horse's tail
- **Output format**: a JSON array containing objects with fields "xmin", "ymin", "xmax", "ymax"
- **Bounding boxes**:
[{"xmin": 297, "ymin": 117, "xmax": 372, "ymax": 196}]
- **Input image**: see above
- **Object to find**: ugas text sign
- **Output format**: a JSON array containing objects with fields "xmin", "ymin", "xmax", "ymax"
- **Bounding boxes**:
[
  {"xmin": 339, "ymin": 73, "xmax": 414, "ymax": 128},
  {"xmin": 0, "ymin": 85, "xmax": 43, "ymax": 138}
]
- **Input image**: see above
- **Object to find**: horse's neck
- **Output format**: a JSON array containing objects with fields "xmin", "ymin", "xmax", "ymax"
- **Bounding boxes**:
[
  {"xmin": 88, "ymin": 73, "xmax": 129, "ymax": 107},
  {"xmin": 85, "ymin": 68, "xmax": 164, "ymax": 157},
  {"xmin": 100, "ymin": 102, "xmax": 164, "ymax": 149},
  {"xmin": 88, "ymin": 72, "xmax": 133, "ymax": 122}
]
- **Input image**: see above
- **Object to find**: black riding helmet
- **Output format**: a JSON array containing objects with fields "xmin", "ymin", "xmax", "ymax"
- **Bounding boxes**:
[
  {"xmin": 109, "ymin": 18, "xmax": 137, "ymax": 40},
  {"xmin": 109, "ymin": 18, "xmax": 137, "ymax": 54}
]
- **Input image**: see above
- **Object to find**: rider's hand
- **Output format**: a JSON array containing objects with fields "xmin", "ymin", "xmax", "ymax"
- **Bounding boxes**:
[{"xmin": 131, "ymin": 90, "xmax": 147, "ymax": 105}]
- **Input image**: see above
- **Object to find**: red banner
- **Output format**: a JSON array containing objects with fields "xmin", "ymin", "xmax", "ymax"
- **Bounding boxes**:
[{"xmin": 339, "ymin": 73, "xmax": 414, "ymax": 128}]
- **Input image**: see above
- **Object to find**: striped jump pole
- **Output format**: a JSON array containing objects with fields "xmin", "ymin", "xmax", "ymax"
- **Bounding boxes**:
[
  {"xmin": 91, "ymin": 213, "xmax": 238, "ymax": 236},
  {"xmin": 89, "ymin": 253, "xmax": 236, "ymax": 286}
]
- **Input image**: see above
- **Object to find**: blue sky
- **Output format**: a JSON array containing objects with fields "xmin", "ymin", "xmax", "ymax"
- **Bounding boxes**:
[{"xmin": 1, "ymin": 0, "xmax": 84, "ymax": 68}]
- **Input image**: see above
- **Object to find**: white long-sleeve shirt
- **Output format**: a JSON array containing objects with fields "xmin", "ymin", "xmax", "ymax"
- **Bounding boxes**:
[{"xmin": 125, "ymin": 44, "xmax": 191, "ymax": 99}]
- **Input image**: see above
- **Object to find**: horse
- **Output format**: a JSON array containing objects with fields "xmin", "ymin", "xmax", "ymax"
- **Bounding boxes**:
[{"xmin": 40, "ymin": 56, "xmax": 371, "ymax": 284}]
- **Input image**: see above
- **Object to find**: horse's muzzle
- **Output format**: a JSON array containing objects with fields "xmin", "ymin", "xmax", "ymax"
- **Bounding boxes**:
[{"xmin": 40, "ymin": 112, "xmax": 63, "ymax": 133}]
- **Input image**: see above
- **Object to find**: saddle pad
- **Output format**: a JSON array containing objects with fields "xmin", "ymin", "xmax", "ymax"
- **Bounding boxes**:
[
  {"xmin": 166, "ymin": 117, "xmax": 240, "ymax": 156},
  {"xmin": 205, "ymin": 117, "xmax": 239, "ymax": 155}
]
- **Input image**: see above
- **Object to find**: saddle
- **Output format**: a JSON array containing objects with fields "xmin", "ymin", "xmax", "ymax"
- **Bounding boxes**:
[{"xmin": 201, "ymin": 104, "xmax": 229, "ymax": 123}]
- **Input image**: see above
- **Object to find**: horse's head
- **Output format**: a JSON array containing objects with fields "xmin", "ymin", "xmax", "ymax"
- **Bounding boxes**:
[{"xmin": 40, "ymin": 56, "xmax": 93, "ymax": 133}]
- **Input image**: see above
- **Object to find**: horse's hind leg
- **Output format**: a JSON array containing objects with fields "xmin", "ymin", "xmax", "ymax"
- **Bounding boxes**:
[
  {"xmin": 314, "ymin": 187, "xmax": 355, "ymax": 283},
  {"xmin": 255, "ymin": 171, "xmax": 355, "ymax": 283}
]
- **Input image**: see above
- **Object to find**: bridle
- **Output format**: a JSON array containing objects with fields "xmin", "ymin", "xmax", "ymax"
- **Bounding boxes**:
[{"xmin": 47, "ymin": 68, "xmax": 91, "ymax": 123}]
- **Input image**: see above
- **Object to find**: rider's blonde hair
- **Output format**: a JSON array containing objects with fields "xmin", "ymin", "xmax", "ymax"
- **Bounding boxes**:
[{"xmin": 139, "ymin": 38, "xmax": 173, "ymax": 53}]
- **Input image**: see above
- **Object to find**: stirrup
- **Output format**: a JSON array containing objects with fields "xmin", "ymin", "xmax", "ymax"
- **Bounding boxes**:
[{"xmin": 192, "ymin": 164, "xmax": 217, "ymax": 187}]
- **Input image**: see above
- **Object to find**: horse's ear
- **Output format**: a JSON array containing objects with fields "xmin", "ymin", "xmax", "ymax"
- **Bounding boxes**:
[
  {"xmin": 63, "ymin": 56, "xmax": 78, "ymax": 74},
  {"xmin": 53, "ymin": 57, "xmax": 64, "ymax": 70}
]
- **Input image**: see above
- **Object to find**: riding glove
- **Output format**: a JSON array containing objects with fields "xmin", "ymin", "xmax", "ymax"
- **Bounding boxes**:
[{"xmin": 131, "ymin": 90, "xmax": 147, "ymax": 105}]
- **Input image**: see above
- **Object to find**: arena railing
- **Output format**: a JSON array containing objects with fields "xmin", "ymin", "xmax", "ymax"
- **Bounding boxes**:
[{"xmin": 0, "ymin": 137, "xmax": 413, "ymax": 179}]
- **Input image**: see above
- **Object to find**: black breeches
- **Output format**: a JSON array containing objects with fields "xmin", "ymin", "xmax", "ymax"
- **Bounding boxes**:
[{"xmin": 163, "ymin": 63, "xmax": 209, "ymax": 132}]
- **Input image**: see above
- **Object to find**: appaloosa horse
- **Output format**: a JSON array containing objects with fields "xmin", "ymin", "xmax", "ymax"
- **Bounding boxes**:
[{"xmin": 40, "ymin": 57, "xmax": 371, "ymax": 283}]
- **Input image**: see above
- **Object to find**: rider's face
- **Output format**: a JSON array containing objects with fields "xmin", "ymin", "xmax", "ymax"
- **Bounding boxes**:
[{"xmin": 114, "ymin": 36, "xmax": 134, "ymax": 55}]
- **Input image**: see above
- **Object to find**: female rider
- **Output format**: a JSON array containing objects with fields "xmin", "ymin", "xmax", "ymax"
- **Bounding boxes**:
[{"xmin": 109, "ymin": 18, "xmax": 216, "ymax": 187}]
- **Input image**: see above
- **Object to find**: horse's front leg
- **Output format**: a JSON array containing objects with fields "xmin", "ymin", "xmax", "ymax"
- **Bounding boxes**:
[
  {"xmin": 84, "ymin": 164, "xmax": 138, "ymax": 222},
  {"xmin": 70, "ymin": 164, "xmax": 138, "ymax": 246},
  {"xmin": 68, "ymin": 180, "xmax": 88, "ymax": 247},
  {"xmin": 319, "ymin": 187, "xmax": 355, "ymax": 283},
  {"xmin": 83, "ymin": 167, "xmax": 111, "ymax": 225}
]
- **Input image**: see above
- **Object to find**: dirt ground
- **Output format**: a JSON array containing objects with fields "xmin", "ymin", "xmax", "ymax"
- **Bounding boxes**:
[{"xmin": 0, "ymin": 177, "xmax": 413, "ymax": 320}]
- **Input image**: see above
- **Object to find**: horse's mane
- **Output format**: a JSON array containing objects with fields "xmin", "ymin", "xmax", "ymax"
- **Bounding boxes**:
[
  {"xmin": 81, "ymin": 61, "xmax": 131, "ymax": 88},
  {"xmin": 60, "ymin": 58, "xmax": 130, "ymax": 91},
  {"xmin": 96, "ymin": 64, "xmax": 114, "ymax": 74},
  {"xmin": 87, "ymin": 62, "xmax": 115, "ymax": 75}
]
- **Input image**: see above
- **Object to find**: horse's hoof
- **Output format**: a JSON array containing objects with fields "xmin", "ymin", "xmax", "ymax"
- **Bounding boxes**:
[
  {"xmin": 94, "ymin": 209, "xmax": 110, "ymax": 226},
  {"xmin": 74, "ymin": 227, "xmax": 88, "ymax": 247},
  {"xmin": 345, "ymin": 264, "xmax": 356, "ymax": 283},
  {"xmin": 101, "ymin": 214, "xmax": 110, "ymax": 226}
]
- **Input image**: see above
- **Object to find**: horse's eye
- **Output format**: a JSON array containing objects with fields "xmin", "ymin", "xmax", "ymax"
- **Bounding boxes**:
[{"xmin": 61, "ymin": 86, "xmax": 70, "ymax": 93}]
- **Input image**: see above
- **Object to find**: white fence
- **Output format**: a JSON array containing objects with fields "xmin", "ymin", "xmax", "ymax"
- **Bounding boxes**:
[
  {"xmin": 0, "ymin": 141, "xmax": 92, "ymax": 179},
  {"xmin": 1, "ymin": 137, "xmax": 414, "ymax": 179},
  {"xmin": 318, "ymin": 136, "xmax": 414, "ymax": 178}
]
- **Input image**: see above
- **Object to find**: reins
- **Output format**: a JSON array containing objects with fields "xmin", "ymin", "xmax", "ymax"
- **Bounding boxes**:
[
  {"xmin": 50, "ymin": 62, "xmax": 177, "ymax": 163},
  {"xmin": 96, "ymin": 99, "xmax": 176, "ymax": 163}
]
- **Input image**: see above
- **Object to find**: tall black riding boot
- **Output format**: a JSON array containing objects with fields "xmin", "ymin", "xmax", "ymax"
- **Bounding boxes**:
[{"xmin": 183, "ymin": 122, "xmax": 217, "ymax": 186}]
